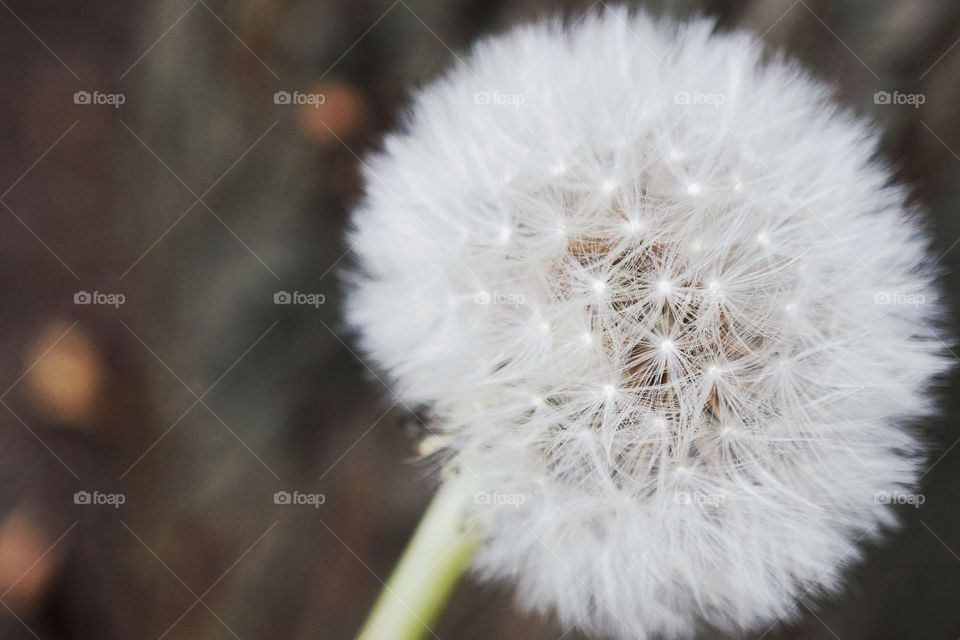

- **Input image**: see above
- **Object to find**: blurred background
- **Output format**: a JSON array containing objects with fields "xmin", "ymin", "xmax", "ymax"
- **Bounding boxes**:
[{"xmin": 1, "ymin": 0, "xmax": 959, "ymax": 638}]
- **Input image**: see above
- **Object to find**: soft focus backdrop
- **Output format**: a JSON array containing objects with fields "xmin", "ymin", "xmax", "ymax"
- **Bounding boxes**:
[{"xmin": 1, "ymin": 1, "xmax": 959, "ymax": 638}]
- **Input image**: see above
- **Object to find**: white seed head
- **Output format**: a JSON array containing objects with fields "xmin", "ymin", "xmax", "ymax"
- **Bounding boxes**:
[{"xmin": 346, "ymin": 8, "xmax": 949, "ymax": 640}]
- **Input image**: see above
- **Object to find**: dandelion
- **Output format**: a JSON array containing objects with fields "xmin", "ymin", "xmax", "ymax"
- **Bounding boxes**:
[{"xmin": 347, "ymin": 8, "xmax": 949, "ymax": 640}]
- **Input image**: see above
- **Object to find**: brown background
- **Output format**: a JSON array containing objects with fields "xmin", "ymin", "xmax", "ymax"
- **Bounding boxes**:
[{"xmin": 1, "ymin": 1, "xmax": 959, "ymax": 638}]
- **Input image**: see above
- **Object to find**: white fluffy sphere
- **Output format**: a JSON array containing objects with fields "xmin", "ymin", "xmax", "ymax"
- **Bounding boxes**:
[{"xmin": 347, "ymin": 8, "xmax": 949, "ymax": 639}]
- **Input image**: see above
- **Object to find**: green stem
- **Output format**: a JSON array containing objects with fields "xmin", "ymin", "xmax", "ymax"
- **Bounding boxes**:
[{"xmin": 357, "ymin": 473, "xmax": 478, "ymax": 640}]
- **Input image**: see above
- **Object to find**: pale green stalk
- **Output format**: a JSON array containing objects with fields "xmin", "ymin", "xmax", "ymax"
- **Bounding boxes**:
[{"xmin": 357, "ymin": 473, "xmax": 478, "ymax": 640}]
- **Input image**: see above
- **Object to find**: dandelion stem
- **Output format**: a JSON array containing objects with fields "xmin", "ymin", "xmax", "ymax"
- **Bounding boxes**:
[{"xmin": 356, "ymin": 473, "xmax": 478, "ymax": 640}]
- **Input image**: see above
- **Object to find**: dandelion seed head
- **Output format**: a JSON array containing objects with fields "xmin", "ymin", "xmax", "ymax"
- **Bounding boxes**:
[{"xmin": 346, "ymin": 8, "xmax": 949, "ymax": 639}]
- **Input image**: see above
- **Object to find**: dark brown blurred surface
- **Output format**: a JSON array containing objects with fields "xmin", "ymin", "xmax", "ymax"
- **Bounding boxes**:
[{"xmin": 1, "ymin": 1, "xmax": 959, "ymax": 639}]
